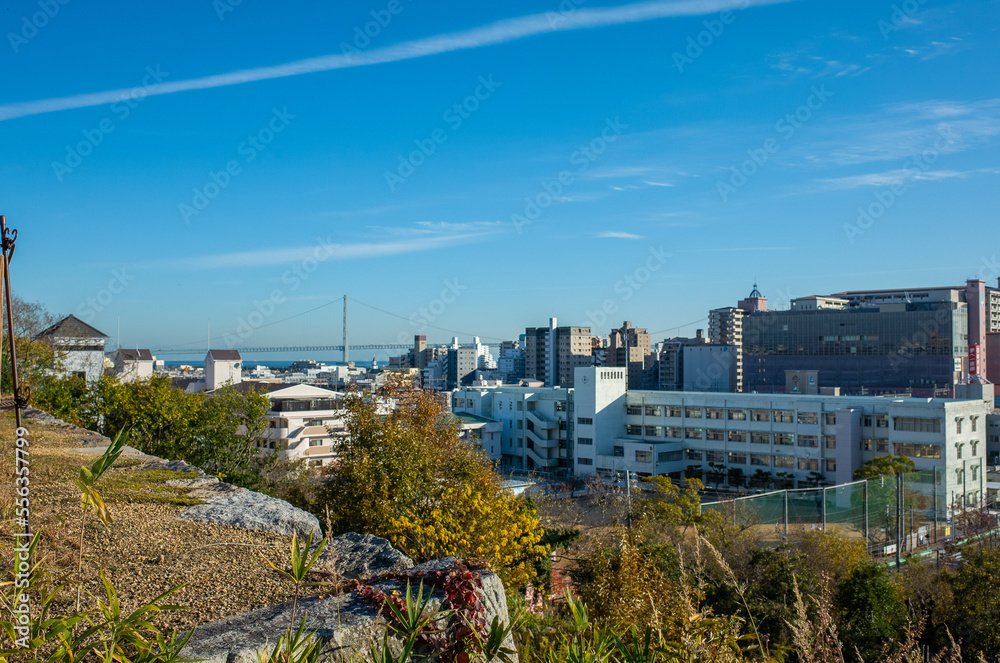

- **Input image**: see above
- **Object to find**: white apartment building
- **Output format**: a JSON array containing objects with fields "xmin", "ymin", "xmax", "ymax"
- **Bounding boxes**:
[
  {"xmin": 114, "ymin": 349, "xmax": 155, "ymax": 382},
  {"xmin": 260, "ymin": 384, "xmax": 348, "ymax": 468},
  {"xmin": 573, "ymin": 367, "xmax": 988, "ymax": 509},
  {"xmin": 452, "ymin": 385, "xmax": 571, "ymax": 475}
]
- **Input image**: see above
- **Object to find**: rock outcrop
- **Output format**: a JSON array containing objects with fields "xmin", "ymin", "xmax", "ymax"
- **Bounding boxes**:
[{"xmin": 182, "ymin": 546, "xmax": 517, "ymax": 663}]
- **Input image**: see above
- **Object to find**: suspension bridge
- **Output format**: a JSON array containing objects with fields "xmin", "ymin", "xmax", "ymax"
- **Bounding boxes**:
[{"xmin": 150, "ymin": 295, "xmax": 502, "ymax": 361}]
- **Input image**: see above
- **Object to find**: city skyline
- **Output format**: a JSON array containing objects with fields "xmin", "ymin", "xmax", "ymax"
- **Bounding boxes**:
[{"xmin": 3, "ymin": 0, "xmax": 998, "ymax": 352}]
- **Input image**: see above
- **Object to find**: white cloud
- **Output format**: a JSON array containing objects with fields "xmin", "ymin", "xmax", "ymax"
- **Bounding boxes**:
[
  {"xmin": 0, "ymin": 0, "xmax": 798, "ymax": 122},
  {"xmin": 598, "ymin": 231, "xmax": 644, "ymax": 239},
  {"xmin": 815, "ymin": 168, "xmax": 996, "ymax": 190}
]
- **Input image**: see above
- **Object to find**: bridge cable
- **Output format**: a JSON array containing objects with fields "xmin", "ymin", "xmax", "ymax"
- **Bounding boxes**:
[{"xmin": 349, "ymin": 297, "xmax": 505, "ymax": 343}]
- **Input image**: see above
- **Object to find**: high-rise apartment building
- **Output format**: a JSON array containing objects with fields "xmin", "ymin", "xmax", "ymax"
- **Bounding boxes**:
[
  {"xmin": 607, "ymin": 320, "xmax": 653, "ymax": 389},
  {"xmin": 708, "ymin": 306, "xmax": 745, "ymax": 391},
  {"xmin": 524, "ymin": 318, "xmax": 592, "ymax": 387}
]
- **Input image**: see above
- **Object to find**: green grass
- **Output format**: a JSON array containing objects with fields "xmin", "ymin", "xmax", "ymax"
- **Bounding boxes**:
[{"xmin": 101, "ymin": 468, "xmax": 205, "ymax": 506}]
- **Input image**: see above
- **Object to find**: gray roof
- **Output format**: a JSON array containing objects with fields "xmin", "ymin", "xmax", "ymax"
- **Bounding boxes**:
[
  {"xmin": 118, "ymin": 349, "xmax": 153, "ymax": 361},
  {"xmin": 207, "ymin": 349, "xmax": 242, "ymax": 361},
  {"xmin": 36, "ymin": 315, "xmax": 108, "ymax": 340}
]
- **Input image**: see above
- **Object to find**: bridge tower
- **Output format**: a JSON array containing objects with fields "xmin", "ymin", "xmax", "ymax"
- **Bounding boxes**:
[{"xmin": 342, "ymin": 295, "xmax": 349, "ymax": 365}]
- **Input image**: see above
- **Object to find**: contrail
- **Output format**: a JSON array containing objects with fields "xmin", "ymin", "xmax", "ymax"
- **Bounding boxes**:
[{"xmin": 0, "ymin": 0, "xmax": 794, "ymax": 122}]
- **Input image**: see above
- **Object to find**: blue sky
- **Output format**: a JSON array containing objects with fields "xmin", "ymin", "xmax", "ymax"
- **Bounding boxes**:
[{"xmin": 3, "ymin": 0, "xmax": 998, "ymax": 362}]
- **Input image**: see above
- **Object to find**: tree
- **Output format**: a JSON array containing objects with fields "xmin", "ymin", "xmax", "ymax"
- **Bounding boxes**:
[
  {"xmin": 943, "ymin": 547, "xmax": 1000, "ymax": 661},
  {"xmin": 853, "ymin": 454, "xmax": 915, "ymax": 480},
  {"xmin": 706, "ymin": 462, "xmax": 727, "ymax": 489},
  {"xmin": 727, "ymin": 467, "xmax": 745, "ymax": 490},
  {"xmin": 636, "ymin": 477, "xmax": 718, "ymax": 543},
  {"xmin": 835, "ymin": 562, "xmax": 905, "ymax": 662},
  {"xmin": 319, "ymin": 378, "xmax": 547, "ymax": 589},
  {"xmin": 750, "ymin": 469, "xmax": 773, "ymax": 489},
  {"xmin": 685, "ymin": 464, "xmax": 703, "ymax": 482},
  {"xmin": 1, "ymin": 294, "xmax": 59, "ymax": 392}
]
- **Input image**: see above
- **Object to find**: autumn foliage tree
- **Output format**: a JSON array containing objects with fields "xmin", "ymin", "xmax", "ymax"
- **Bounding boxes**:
[{"xmin": 320, "ymin": 378, "xmax": 547, "ymax": 589}]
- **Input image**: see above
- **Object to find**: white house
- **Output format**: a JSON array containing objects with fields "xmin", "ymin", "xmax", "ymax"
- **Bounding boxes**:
[
  {"xmin": 259, "ymin": 384, "xmax": 348, "ymax": 468},
  {"xmin": 114, "ymin": 349, "xmax": 155, "ymax": 382},
  {"xmin": 205, "ymin": 349, "xmax": 242, "ymax": 390},
  {"xmin": 36, "ymin": 315, "xmax": 108, "ymax": 383}
]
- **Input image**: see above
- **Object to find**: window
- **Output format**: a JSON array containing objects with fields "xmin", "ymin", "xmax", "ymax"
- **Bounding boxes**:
[
  {"xmin": 861, "ymin": 439, "xmax": 874, "ymax": 451},
  {"xmin": 894, "ymin": 417, "xmax": 941, "ymax": 433},
  {"xmin": 825, "ymin": 459, "xmax": 837, "ymax": 472},
  {"xmin": 706, "ymin": 450, "xmax": 725, "ymax": 463},
  {"xmin": 578, "ymin": 437, "xmax": 593, "ymax": 445},
  {"xmin": 668, "ymin": 407, "xmax": 683, "ymax": 417},
  {"xmin": 972, "ymin": 465, "xmax": 979, "ymax": 481},
  {"xmin": 751, "ymin": 410, "xmax": 770, "ymax": 422},
  {"xmin": 728, "ymin": 409, "xmax": 747, "ymax": 421},
  {"xmin": 635, "ymin": 450, "xmax": 652, "ymax": 463},
  {"xmin": 658, "ymin": 450, "xmax": 683, "ymax": 462},
  {"xmin": 876, "ymin": 439, "xmax": 889, "ymax": 453},
  {"xmin": 307, "ymin": 459, "xmax": 323, "ymax": 468},
  {"xmin": 728, "ymin": 452, "xmax": 747, "ymax": 465},
  {"xmin": 956, "ymin": 418, "xmax": 963, "ymax": 434},
  {"xmin": 774, "ymin": 455, "xmax": 794, "ymax": 468},
  {"xmin": 626, "ymin": 425, "xmax": 642, "ymax": 435},
  {"xmin": 614, "ymin": 446, "xmax": 625, "ymax": 457},
  {"xmin": 706, "ymin": 429, "xmax": 725, "ymax": 441},
  {"xmin": 555, "ymin": 401, "xmax": 566, "ymax": 411},
  {"xmin": 517, "ymin": 401, "xmax": 524, "ymax": 411},
  {"xmin": 863, "ymin": 415, "xmax": 874, "ymax": 427},
  {"xmin": 750, "ymin": 454, "xmax": 770, "ymax": 466},
  {"xmin": 797, "ymin": 435, "xmax": 818, "ymax": 448},
  {"xmin": 308, "ymin": 439, "xmax": 323, "ymax": 447},
  {"xmin": 972, "ymin": 441, "xmax": 978, "ymax": 456},
  {"xmin": 666, "ymin": 427, "xmax": 682, "ymax": 438},
  {"xmin": 955, "ymin": 442, "xmax": 964, "ymax": 459},
  {"xmin": 798, "ymin": 458, "xmax": 818, "ymax": 471},
  {"xmin": 823, "ymin": 413, "xmax": 837, "ymax": 425},
  {"xmin": 685, "ymin": 428, "xmax": 704, "ymax": 440},
  {"xmin": 894, "ymin": 443, "xmax": 940, "ymax": 459},
  {"xmin": 972, "ymin": 416, "xmax": 979, "ymax": 432},
  {"xmin": 685, "ymin": 408, "xmax": 704, "ymax": 419},
  {"xmin": 578, "ymin": 457, "xmax": 593, "ymax": 465},
  {"xmin": 707, "ymin": 408, "xmax": 724, "ymax": 420},
  {"xmin": 304, "ymin": 419, "xmax": 323, "ymax": 427},
  {"xmin": 645, "ymin": 405, "xmax": 663, "ymax": 417},
  {"xmin": 645, "ymin": 426, "xmax": 664, "ymax": 437},
  {"xmin": 775, "ymin": 410, "xmax": 794, "ymax": 423},
  {"xmin": 578, "ymin": 417, "xmax": 593, "ymax": 425},
  {"xmin": 774, "ymin": 433, "xmax": 793, "ymax": 446},
  {"xmin": 797, "ymin": 412, "xmax": 818, "ymax": 425},
  {"xmin": 728, "ymin": 430, "xmax": 746, "ymax": 443},
  {"xmin": 517, "ymin": 420, "xmax": 523, "ymax": 429},
  {"xmin": 626, "ymin": 405, "xmax": 643, "ymax": 415},
  {"xmin": 876, "ymin": 416, "xmax": 888, "ymax": 429},
  {"xmin": 751, "ymin": 432, "xmax": 771, "ymax": 445},
  {"xmin": 824, "ymin": 436, "xmax": 836, "ymax": 449},
  {"xmin": 454, "ymin": 398, "xmax": 464, "ymax": 408},
  {"xmin": 685, "ymin": 449, "xmax": 703, "ymax": 461}
]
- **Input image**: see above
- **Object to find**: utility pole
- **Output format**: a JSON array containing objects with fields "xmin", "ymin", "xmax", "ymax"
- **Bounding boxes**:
[
  {"xmin": 895, "ymin": 472, "xmax": 903, "ymax": 569},
  {"xmin": 343, "ymin": 295, "xmax": 349, "ymax": 365}
]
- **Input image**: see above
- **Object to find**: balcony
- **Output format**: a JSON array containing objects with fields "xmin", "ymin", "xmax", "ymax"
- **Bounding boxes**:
[{"xmin": 303, "ymin": 446, "xmax": 332, "ymax": 456}]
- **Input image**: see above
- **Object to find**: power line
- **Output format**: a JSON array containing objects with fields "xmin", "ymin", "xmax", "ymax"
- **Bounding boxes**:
[
  {"xmin": 648, "ymin": 317, "xmax": 708, "ymax": 337},
  {"xmin": 349, "ymin": 297, "xmax": 506, "ymax": 343}
]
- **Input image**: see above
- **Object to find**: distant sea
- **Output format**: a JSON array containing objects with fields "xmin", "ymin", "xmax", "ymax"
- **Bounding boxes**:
[{"xmin": 163, "ymin": 359, "xmax": 349, "ymax": 369}]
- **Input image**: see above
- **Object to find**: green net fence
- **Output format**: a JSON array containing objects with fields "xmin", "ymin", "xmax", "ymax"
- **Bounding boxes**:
[{"xmin": 701, "ymin": 468, "xmax": 947, "ymax": 553}]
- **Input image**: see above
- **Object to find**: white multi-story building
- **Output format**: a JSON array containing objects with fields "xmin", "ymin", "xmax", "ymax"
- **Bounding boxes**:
[
  {"xmin": 205, "ymin": 349, "xmax": 242, "ymax": 390},
  {"xmin": 452, "ymin": 384, "xmax": 571, "ymax": 475},
  {"xmin": 572, "ymin": 367, "xmax": 988, "ymax": 509},
  {"xmin": 36, "ymin": 315, "xmax": 108, "ymax": 383},
  {"xmin": 259, "ymin": 384, "xmax": 348, "ymax": 468}
]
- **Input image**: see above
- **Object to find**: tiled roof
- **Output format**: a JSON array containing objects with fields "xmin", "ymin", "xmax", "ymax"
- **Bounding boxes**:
[
  {"xmin": 207, "ymin": 349, "xmax": 242, "ymax": 360},
  {"xmin": 118, "ymin": 349, "xmax": 153, "ymax": 361},
  {"xmin": 36, "ymin": 315, "xmax": 108, "ymax": 340}
]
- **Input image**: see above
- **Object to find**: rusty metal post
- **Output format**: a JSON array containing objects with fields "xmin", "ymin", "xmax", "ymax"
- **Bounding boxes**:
[{"xmin": 2, "ymin": 215, "xmax": 31, "ymax": 548}]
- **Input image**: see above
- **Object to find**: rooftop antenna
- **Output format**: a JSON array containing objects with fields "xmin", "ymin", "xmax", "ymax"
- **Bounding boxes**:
[{"xmin": 207, "ymin": 322, "xmax": 210, "ymax": 352}]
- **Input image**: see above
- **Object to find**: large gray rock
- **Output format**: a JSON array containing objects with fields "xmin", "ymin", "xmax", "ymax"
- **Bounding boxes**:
[
  {"xmin": 313, "ymin": 532, "xmax": 413, "ymax": 580},
  {"xmin": 182, "ymin": 555, "xmax": 517, "ymax": 663},
  {"xmin": 180, "ymin": 489, "xmax": 321, "ymax": 538}
]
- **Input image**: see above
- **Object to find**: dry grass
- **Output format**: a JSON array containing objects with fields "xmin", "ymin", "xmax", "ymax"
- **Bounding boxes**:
[{"xmin": 0, "ymin": 412, "xmax": 307, "ymax": 632}]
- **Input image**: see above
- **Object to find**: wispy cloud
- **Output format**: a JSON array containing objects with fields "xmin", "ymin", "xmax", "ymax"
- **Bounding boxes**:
[
  {"xmin": 815, "ymin": 167, "xmax": 998, "ymax": 190},
  {"xmin": 180, "ymin": 233, "xmax": 484, "ymax": 269},
  {"xmin": 0, "ymin": 0, "xmax": 797, "ymax": 122},
  {"xmin": 598, "ymin": 231, "xmax": 645, "ymax": 240}
]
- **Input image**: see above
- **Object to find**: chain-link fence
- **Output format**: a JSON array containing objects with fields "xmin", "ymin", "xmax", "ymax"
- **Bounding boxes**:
[{"xmin": 701, "ymin": 468, "xmax": 950, "ymax": 555}]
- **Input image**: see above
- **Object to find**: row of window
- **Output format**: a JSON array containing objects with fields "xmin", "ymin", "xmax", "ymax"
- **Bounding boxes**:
[
  {"xmin": 685, "ymin": 449, "xmax": 834, "ymax": 471},
  {"xmin": 622, "ymin": 426, "xmax": 832, "ymax": 448},
  {"xmin": 625, "ymin": 405, "xmax": 904, "ymax": 429}
]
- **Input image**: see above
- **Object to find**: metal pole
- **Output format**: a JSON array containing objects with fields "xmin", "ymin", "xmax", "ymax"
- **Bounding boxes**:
[
  {"xmin": 783, "ymin": 488, "xmax": 789, "ymax": 537},
  {"xmin": 2, "ymin": 217, "xmax": 30, "ymax": 550},
  {"xmin": 342, "ymin": 295, "xmax": 349, "ymax": 365},
  {"xmin": 864, "ymin": 480, "xmax": 869, "ymax": 543},
  {"xmin": 933, "ymin": 471, "xmax": 938, "ymax": 544},
  {"xmin": 895, "ymin": 473, "xmax": 902, "ymax": 568},
  {"xmin": 821, "ymin": 485, "xmax": 827, "ymax": 531}
]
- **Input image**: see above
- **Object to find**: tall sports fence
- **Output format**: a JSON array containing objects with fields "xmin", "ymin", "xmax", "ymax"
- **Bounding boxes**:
[{"xmin": 700, "ymin": 468, "xmax": 970, "ymax": 556}]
